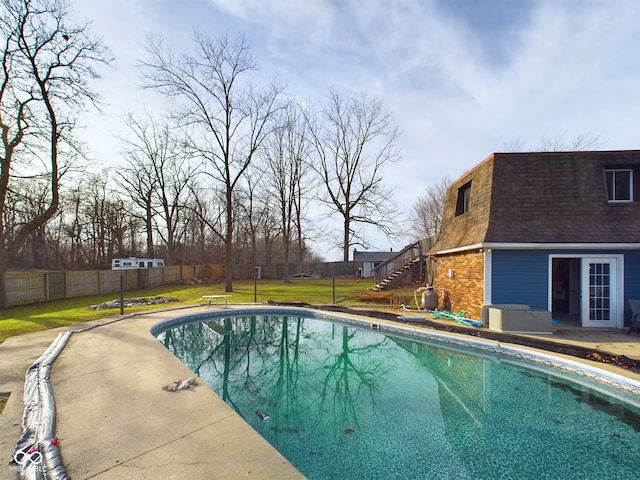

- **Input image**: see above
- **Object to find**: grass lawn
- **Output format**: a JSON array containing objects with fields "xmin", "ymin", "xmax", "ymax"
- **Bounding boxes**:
[{"xmin": 0, "ymin": 278, "xmax": 420, "ymax": 344}]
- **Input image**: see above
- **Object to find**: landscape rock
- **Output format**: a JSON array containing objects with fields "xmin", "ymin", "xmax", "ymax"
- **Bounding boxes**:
[{"xmin": 89, "ymin": 296, "xmax": 179, "ymax": 310}]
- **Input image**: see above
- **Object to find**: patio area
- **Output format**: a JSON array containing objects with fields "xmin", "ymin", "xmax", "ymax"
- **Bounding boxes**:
[{"xmin": 1, "ymin": 305, "xmax": 639, "ymax": 479}]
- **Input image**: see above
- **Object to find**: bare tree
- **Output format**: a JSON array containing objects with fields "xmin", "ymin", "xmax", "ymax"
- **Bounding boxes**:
[
  {"xmin": 256, "ymin": 193, "xmax": 280, "ymax": 265},
  {"xmin": 305, "ymin": 89, "xmax": 400, "ymax": 261},
  {"xmin": 0, "ymin": 0, "xmax": 110, "ymax": 307},
  {"xmin": 6, "ymin": 177, "xmax": 51, "ymax": 268},
  {"xmin": 152, "ymin": 137, "xmax": 195, "ymax": 266},
  {"xmin": 261, "ymin": 102, "xmax": 314, "ymax": 282},
  {"xmin": 185, "ymin": 178, "xmax": 226, "ymax": 263},
  {"xmin": 236, "ymin": 169, "xmax": 264, "ymax": 267},
  {"xmin": 541, "ymin": 132, "xmax": 605, "ymax": 152},
  {"xmin": 117, "ymin": 112, "xmax": 195, "ymax": 264},
  {"xmin": 408, "ymin": 176, "xmax": 450, "ymax": 241},
  {"xmin": 63, "ymin": 184, "xmax": 86, "ymax": 267},
  {"xmin": 140, "ymin": 32, "xmax": 283, "ymax": 291},
  {"xmin": 502, "ymin": 132, "xmax": 605, "ymax": 152},
  {"xmin": 181, "ymin": 191, "xmax": 213, "ymax": 264},
  {"xmin": 81, "ymin": 171, "xmax": 127, "ymax": 267},
  {"xmin": 117, "ymin": 113, "xmax": 161, "ymax": 258},
  {"xmin": 501, "ymin": 136, "xmax": 526, "ymax": 153}
]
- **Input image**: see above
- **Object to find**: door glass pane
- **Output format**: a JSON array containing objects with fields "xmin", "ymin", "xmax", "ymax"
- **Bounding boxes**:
[{"xmin": 589, "ymin": 263, "xmax": 611, "ymax": 321}]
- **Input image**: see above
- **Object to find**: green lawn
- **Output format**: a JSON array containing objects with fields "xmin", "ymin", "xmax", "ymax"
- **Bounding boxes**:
[{"xmin": 0, "ymin": 278, "xmax": 412, "ymax": 343}]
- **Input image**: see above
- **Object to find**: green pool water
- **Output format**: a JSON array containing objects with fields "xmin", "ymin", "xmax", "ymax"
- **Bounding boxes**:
[{"xmin": 155, "ymin": 310, "xmax": 640, "ymax": 479}]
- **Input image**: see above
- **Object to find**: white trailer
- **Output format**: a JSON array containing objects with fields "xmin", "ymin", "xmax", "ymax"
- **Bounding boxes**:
[{"xmin": 111, "ymin": 258, "xmax": 165, "ymax": 270}]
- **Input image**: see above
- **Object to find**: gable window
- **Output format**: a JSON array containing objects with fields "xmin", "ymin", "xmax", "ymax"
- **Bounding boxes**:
[
  {"xmin": 604, "ymin": 169, "xmax": 632, "ymax": 202},
  {"xmin": 455, "ymin": 181, "xmax": 471, "ymax": 216}
]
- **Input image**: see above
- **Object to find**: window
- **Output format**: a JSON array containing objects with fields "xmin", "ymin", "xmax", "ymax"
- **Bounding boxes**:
[
  {"xmin": 604, "ymin": 169, "xmax": 632, "ymax": 202},
  {"xmin": 455, "ymin": 181, "xmax": 471, "ymax": 216}
]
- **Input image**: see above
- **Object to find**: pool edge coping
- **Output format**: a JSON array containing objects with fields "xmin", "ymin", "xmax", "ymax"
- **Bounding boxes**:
[{"xmin": 151, "ymin": 306, "xmax": 640, "ymax": 405}]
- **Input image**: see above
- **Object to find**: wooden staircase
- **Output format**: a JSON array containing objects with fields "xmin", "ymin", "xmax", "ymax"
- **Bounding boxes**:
[
  {"xmin": 371, "ymin": 255, "xmax": 422, "ymax": 291},
  {"xmin": 370, "ymin": 238, "xmax": 436, "ymax": 291}
]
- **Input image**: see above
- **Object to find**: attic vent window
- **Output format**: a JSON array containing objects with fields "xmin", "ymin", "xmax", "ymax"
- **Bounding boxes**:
[
  {"xmin": 455, "ymin": 181, "xmax": 471, "ymax": 216},
  {"xmin": 604, "ymin": 169, "xmax": 632, "ymax": 202}
]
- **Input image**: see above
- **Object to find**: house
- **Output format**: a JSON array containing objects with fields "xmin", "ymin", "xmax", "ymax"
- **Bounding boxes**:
[
  {"xmin": 353, "ymin": 249, "xmax": 396, "ymax": 278},
  {"xmin": 429, "ymin": 150, "xmax": 640, "ymax": 329}
]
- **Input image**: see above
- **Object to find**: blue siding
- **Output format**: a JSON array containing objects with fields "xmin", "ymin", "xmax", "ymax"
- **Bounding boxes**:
[
  {"xmin": 491, "ymin": 248, "xmax": 640, "ymax": 326},
  {"xmin": 624, "ymin": 250, "xmax": 640, "ymax": 326},
  {"xmin": 491, "ymin": 250, "xmax": 549, "ymax": 309}
]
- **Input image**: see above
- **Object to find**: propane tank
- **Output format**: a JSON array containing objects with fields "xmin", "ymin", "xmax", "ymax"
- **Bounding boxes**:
[{"xmin": 421, "ymin": 285, "xmax": 438, "ymax": 310}]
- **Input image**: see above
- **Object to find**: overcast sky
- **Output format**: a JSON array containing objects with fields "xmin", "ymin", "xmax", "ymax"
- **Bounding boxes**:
[{"xmin": 71, "ymin": 0, "xmax": 640, "ymax": 260}]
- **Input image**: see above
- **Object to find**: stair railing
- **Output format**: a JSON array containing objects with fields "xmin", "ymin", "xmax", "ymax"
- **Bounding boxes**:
[
  {"xmin": 372, "ymin": 237, "xmax": 437, "ymax": 285},
  {"xmin": 373, "ymin": 241, "xmax": 420, "ymax": 284}
]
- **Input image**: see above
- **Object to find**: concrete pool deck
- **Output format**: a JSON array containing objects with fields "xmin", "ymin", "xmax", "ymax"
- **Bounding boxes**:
[
  {"xmin": 0, "ymin": 307, "xmax": 305, "ymax": 479},
  {"xmin": 1, "ymin": 305, "xmax": 639, "ymax": 479}
]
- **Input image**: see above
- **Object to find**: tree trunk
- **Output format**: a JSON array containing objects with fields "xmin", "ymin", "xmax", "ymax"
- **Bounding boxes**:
[
  {"xmin": 224, "ymin": 203, "xmax": 233, "ymax": 292},
  {"xmin": 146, "ymin": 205, "xmax": 154, "ymax": 258},
  {"xmin": 0, "ymin": 273, "xmax": 7, "ymax": 310},
  {"xmin": 343, "ymin": 217, "xmax": 350, "ymax": 262},
  {"xmin": 283, "ymin": 238, "xmax": 290, "ymax": 284}
]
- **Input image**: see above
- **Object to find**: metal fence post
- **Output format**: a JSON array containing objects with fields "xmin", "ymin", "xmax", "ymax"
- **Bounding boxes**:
[{"xmin": 120, "ymin": 274, "xmax": 124, "ymax": 315}]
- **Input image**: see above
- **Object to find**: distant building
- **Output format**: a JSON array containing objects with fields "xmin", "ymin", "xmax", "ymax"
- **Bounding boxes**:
[{"xmin": 353, "ymin": 249, "xmax": 396, "ymax": 278}]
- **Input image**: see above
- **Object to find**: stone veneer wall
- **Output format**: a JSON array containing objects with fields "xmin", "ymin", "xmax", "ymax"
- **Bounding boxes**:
[{"xmin": 432, "ymin": 249, "xmax": 485, "ymax": 320}]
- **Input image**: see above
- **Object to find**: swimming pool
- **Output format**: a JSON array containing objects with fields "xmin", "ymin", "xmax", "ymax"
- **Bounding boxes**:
[{"xmin": 152, "ymin": 308, "xmax": 640, "ymax": 479}]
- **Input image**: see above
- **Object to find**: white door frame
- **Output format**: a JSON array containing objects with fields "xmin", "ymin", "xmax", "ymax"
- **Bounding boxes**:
[{"xmin": 548, "ymin": 254, "xmax": 624, "ymax": 328}]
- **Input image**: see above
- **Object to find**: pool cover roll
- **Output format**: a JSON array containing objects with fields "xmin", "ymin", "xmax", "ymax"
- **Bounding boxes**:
[{"xmin": 12, "ymin": 331, "xmax": 72, "ymax": 480}]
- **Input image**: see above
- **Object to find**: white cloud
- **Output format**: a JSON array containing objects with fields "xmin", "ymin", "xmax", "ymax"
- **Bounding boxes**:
[{"xmin": 67, "ymin": 0, "xmax": 640, "ymax": 257}]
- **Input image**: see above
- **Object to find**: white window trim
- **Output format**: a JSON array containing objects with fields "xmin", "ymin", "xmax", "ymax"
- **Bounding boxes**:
[{"xmin": 605, "ymin": 168, "xmax": 633, "ymax": 203}]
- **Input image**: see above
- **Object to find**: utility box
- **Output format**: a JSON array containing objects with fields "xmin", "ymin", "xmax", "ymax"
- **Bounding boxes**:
[{"xmin": 488, "ymin": 307, "xmax": 553, "ymax": 334}]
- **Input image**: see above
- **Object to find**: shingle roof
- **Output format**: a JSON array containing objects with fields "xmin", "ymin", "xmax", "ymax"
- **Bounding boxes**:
[
  {"xmin": 432, "ymin": 150, "xmax": 640, "ymax": 252},
  {"xmin": 353, "ymin": 250, "xmax": 395, "ymax": 262}
]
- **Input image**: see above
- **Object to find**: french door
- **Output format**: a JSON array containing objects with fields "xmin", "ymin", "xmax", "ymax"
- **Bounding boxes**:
[{"xmin": 581, "ymin": 258, "xmax": 618, "ymax": 328}]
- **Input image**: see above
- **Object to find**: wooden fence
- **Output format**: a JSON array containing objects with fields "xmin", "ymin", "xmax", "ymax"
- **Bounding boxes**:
[
  {"xmin": 3, "ymin": 261, "xmax": 361, "ymax": 308},
  {"xmin": 3, "ymin": 265, "xmax": 223, "ymax": 308},
  {"xmin": 233, "ymin": 261, "xmax": 361, "ymax": 280}
]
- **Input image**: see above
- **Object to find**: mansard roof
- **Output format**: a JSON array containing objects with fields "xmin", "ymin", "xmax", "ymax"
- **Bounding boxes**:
[{"xmin": 432, "ymin": 150, "xmax": 640, "ymax": 252}]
